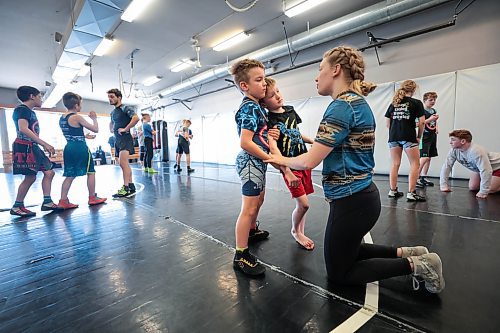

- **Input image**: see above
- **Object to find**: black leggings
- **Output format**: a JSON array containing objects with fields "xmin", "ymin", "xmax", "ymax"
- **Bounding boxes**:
[
  {"xmin": 324, "ymin": 182, "xmax": 412, "ymax": 285},
  {"xmin": 144, "ymin": 137, "xmax": 154, "ymax": 168}
]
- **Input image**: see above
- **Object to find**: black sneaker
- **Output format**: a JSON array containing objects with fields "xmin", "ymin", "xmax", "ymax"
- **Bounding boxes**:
[
  {"xmin": 416, "ymin": 179, "xmax": 425, "ymax": 188},
  {"xmin": 176, "ymin": 167, "xmax": 182, "ymax": 173},
  {"xmin": 187, "ymin": 167, "xmax": 195, "ymax": 173},
  {"xmin": 128, "ymin": 183, "xmax": 136, "ymax": 194},
  {"xmin": 233, "ymin": 249, "xmax": 266, "ymax": 276},
  {"xmin": 248, "ymin": 221, "xmax": 269, "ymax": 243},
  {"xmin": 407, "ymin": 191, "xmax": 426, "ymax": 202},
  {"xmin": 388, "ymin": 188, "xmax": 404, "ymax": 198},
  {"xmin": 173, "ymin": 164, "xmax": 178, "ymax": 169},
  {"xmin": 421, "ymin": 178, "xmax": 434, "ymax": 186},
  {"xmin": 112, "ymin": 185, "xmax": 130, "ymax": 198}
]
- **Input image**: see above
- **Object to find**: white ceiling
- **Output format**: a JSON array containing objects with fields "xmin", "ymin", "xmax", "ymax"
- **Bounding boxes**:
[{"xmin": 0, "ymin": 0, "xmax": 381, "ymax": 104}]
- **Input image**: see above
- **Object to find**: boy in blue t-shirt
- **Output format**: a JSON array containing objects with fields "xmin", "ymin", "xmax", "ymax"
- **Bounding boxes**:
[
  {"xmin": 10, "ymin": 86, "xmax": 61, "ymax": 216},
  {"xmin": 231, "ymin": 59, "xmax": 280, "ymax": 276}
]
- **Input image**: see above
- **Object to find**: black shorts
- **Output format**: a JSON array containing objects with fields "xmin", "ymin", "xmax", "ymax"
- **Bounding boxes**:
[
  {"xmin": 176, "ymin": 140, "xmax": 190, "ymax": 154},
  {"xmin": 420, "ymin": 132, "xmax": 438, "ymax": 158},
  {"xmin": 115, "ymin": 133, "xmax": 135, "ymax": 156}
]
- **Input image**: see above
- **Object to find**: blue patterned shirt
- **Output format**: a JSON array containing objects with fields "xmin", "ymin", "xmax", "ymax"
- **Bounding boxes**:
[
  {"xmin": 235, "ymin": 97, "xmax": 269, "ymax": 153},
  {"xmin": 315, "ymin": 92, "xmax": 375, "ymax": 200}
]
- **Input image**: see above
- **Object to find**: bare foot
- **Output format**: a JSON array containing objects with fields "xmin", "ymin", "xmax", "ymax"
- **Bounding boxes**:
[{"xmin": 291, "ymin": 230, "xmax": 314, "ymax": 250}]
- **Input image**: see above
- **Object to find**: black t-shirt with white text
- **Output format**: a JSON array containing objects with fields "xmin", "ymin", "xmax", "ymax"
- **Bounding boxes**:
[{"xmin": 385, "ymin": 96, "xmax": 425, "ymax": 142}]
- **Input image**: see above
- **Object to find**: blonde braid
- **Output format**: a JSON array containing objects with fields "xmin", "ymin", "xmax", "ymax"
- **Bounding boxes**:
[
  {"xmin": 392, "ymin": 80, "xmax": 417, "ymax": 106},
  {"xmin": 323, "ymin": 46, "xmax": 377, "ymax": 96}
]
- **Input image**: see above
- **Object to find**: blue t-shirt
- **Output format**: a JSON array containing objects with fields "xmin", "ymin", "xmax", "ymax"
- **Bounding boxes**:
[
  {"xmin": 315, "ymin": 92, "xmax": 375, "ymax": 200},
  {"xmin": 143, "ymin": 122, "xmax": 153, "ymax": 139},
  {"xmin": 13, "ymin": 104, "xmax": 39, "ymax": 142},
  {"xmin": 235, "ymin": 97, "xmax": 269, "ymax": 153}
]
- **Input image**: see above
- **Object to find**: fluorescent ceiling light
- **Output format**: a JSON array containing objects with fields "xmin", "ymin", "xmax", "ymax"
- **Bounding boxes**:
[
  {"xmin": 52, "ymin": 65, "xmax": 79, "ymax": 83},
  {"xmin": 170, "ymin": 59, "xmax": 194, "ymax": 73},
  {"xmin": 142, "ymin": 76, "xmax": 162, "ymax": 86},
  {"xmin": 93, "ymin": 38, "xmax": 114, "ymax": 57},
  {"xmin": 42, "ymin": 83, "xmax": 69, "ymax": 108},
  {"xmin": 213, "ymin": 32, "xmax": 250, "ymax": 52},
  {"xmin": 285, "ymin": 0, "xmax": 328, "ymax": 17},
  {"xmin": 121, "ymin": 0, "xmax": 155, "ymax": 22},
  {"xmin": 77, "ymin": 64, "xmax": 91, "ymax": 77}
]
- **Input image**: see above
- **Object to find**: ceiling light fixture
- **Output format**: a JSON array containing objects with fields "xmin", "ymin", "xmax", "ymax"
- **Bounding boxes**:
[
  {"xmin": 93, "ymin": 37, "xmax": 114, "ymax": 56},
  {"xmin": 170, "ymin": 59, "xmax": 195, "ymax": 73},
  {"xmin": 121, "ymin": 0, "xmax": 155, "ymax": 23},
  {"xmin": 213, "ymin": 31, "xmax": 250, "ymax": 52},
  {"xmin": 284, "ymin": 0, "xmax": 328, "ymax": 17},
  {"xmin": 142, "ymin": 75, "xmax": 163, "ymax": 86},
  {"xmin": 42, "ymin": 83, "xmax": 70, "ymax": 108}
]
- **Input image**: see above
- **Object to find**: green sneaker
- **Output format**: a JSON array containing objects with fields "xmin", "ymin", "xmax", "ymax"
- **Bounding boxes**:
[
  {"xmin": 112, "ymin": 185, "xmax": 130, "ymax": 198},
  {"xmin": 148, "ymin": 168, "xmax": 158, "ymax": 173}
]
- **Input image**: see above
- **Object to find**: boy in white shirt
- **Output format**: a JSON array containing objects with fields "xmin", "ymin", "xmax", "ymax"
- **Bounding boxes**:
[{"xmin": 440, "ymin": 129, "xmax": 500, "ymax": 198}]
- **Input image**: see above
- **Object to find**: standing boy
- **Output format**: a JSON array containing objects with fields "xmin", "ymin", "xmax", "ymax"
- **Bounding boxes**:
[
  {"xmin": 417, "ymin": 92, "xmax": 439, "ymax": 188},
  {"xmin": 230, "ymin": 59, "xmax": 274, "ymax": 276},
  {"xmin": 10, "ymin": 86, "xmax": 60, "ymax": 216},
  {"xmin": 107, "ymin": 88, "xmax": 139, "ymax": 197},
  {"xmin": 174, "ymin": 119, "xmax": 194, "ymax": 173},
  {"xmin": 261, "ymin": 77, "xmax": 315, "ymax": 250}
]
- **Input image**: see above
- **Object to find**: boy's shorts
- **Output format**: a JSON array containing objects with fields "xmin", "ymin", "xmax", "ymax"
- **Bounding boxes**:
[
  {"xmin": 283, "ymin": 169, "xmax": 314, "ymax": 198},
  {"xmin": 420, "ymin": 133, "xmax": 438, "ymax": 158},
  {"xmin": 388, "ymin": 141, "xmax": 419, "ymax": 149},
  {"xmin": 12, "ymin": 139, "xmax": 53, "ymax": 175},
  {"xmin": 236, "ymin": 151, "xmax": 267, "ymax": 197},
  {"xmin": 176, "ymin": 141, "xmax": 190, "ymax": 154}
]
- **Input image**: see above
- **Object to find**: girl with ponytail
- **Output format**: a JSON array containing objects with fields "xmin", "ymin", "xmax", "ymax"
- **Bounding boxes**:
[{"xmin": 385, "ymin": 80, "xmax": 426, "ymax": 202}]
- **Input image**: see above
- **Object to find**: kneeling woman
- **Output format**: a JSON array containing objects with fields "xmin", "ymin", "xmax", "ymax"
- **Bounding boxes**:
[
  {"xmin": 266, "ymin": 46, "xmax": 445, "ymax": 293},
  {"xmin": 58, "ymin": 92, "xmax": 107, "ymax": 209}
]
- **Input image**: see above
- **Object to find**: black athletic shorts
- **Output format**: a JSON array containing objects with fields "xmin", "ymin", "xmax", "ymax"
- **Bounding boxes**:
[
  {"xmin": 176, "ymin": 140, "xmax": 190, "ymax": 154},
  {"xmin": 420, "ymin": 132, "xmax": 438, "ymax": 158},
  {"xmin": 115, "ymin": 133, "xmax": 135, "ymax": 156}
]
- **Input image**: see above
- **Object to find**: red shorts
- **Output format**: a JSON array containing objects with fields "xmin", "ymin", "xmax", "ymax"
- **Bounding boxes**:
[
  {"xmin": 493, "ymin": 169, "xmax": 500, "ymax": 177},
  {"xmin": 282, "ymin": 169, "xmax": 314, "ymax": 198}
]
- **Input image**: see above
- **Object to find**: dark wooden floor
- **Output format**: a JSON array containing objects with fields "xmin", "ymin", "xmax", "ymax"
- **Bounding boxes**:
[{"xmin": 1, "ymin": 162, "xmax": 499, "ymax": 332}]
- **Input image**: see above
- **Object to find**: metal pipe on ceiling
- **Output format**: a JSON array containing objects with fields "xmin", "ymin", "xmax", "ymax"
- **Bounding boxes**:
[{"xmin": 157, "ymin": 0, "xmax": 451, "ymax": 99}]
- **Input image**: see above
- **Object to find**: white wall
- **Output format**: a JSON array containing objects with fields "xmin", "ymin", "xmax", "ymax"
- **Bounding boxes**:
[{"xmin": 159, "ymin": 62, "xmax": 500, "ymax": 179}]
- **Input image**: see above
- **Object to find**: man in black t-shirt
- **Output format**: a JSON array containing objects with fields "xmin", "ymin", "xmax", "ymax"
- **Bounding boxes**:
[
  {"xmin": 108, "ymin": 89, "xmax": 139, "ymax": 197},
  {"xmin": 9, "ymin": 86, "xmax": 61, "ymax": 216}
]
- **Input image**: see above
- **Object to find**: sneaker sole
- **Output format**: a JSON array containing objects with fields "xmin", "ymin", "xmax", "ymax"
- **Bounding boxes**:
[
  {"xmin": 424, "ymin": 254, "xmax": 445, "ymax": 293},
  {"xmin": 233, "ymin": 261, "xmax": 266, "ymax": 276}
]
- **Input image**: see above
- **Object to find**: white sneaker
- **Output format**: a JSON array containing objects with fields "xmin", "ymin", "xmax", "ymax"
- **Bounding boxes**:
[
  {"xmin": 407, "ymin": 191, "xmax": 426, "ymax": 202},
  {"xmin": 388, "ymin": 188, "xmax": 404, "ymax": 198},
  {"xmin": 401, "ymin": 246, "xmax": 429, "ymax": 258},
  {"xmin": 411, "ymin": 253, "xmax": 445, "ymax": 293}
]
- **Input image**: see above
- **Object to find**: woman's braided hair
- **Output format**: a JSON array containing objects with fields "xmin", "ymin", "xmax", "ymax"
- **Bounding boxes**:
[{"xmin": 323, "ymin": 46, "xmax": 376, "ymax": 96}]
